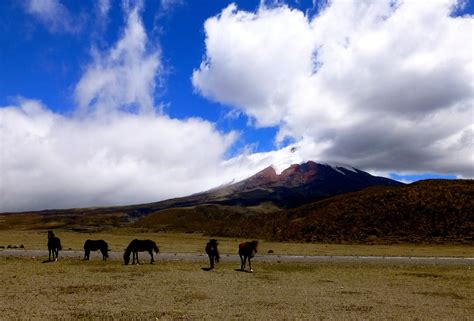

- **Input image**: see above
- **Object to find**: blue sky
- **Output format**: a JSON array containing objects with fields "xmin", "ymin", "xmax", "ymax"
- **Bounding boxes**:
[{"xmin": 0, "ymin": 0, "xmax": 472, "ymax": 211}]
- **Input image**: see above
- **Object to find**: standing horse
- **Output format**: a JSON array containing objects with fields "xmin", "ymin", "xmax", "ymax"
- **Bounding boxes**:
[
  {"xmin": 47, "ymin": 230, "xmax": 62, "ymax": 262},
  {"xmin": 83, "ymin": 240, "xmax": 109, "ymax": 261},
  {"xmin": 123, "ymin": 239, "xmax": 159, "ymax": 265},
  {"xmin": 239, "ymin": 240, "xmax": 258, "ymax": 272},
  {"xmin": 205, "ymin": 239, "xmax": 220, "ymax": 269}
]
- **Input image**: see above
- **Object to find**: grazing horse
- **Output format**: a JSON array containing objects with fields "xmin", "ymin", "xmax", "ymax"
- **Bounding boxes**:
[
  {"xmin": 47, "ymin": 230, "xmax": 62, "ymax": 262},
  {"xmin": 123, "ymin": 239, "xmax": 159, "ymax": 265},
  {"xmin": 239, "ymin": 240, "xmax": 258, "ymax": 272},
  {"xmin": 83, "ymin": 240, "xmax": 109, "ymax": 261},
  {"xmin": 205, "ymin": 239, "xmax": 220, "ymax": 269}
]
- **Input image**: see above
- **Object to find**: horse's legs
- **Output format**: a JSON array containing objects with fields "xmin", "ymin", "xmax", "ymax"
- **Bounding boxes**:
[
  {"xmin": 48, "ymin": 248, "xmax": 51, "ymax": 261},
  {"xmin": 101, "ymin": 249, "xmax": 107, "ymax": 261},
  {"xmin": 54, "ymin": 248, "xmax": 58, "ymax": 261},
  {"xmin": 240, "ymin": 254, "xmax": 246, "ymax": 271},
  {"xmin": 248, "ymin": 257, "xmax": 253, "ymax": 272},
  {"xmin": 149, "ymin": 250, "xmax": 154, "ymax": 264},
  {"xmin": 210, "ymin": 255, "xmax": 214, "ymax": 269},
  {"xmin": 84, "ymin": 249, "xmax": 90, "ymax": 260}
]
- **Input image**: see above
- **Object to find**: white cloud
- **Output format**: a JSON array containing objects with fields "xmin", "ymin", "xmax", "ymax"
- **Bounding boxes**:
[
  {"xmin": 160, "ymin": 0, "xmax": 184, "ymax": 13},
  {"xmin": 98, "ymin": 0, "xmax": 111, "ymax": 18},
  {"xmin": 75, "ymin": 5, "xmax": 160, "ymax": 115},
  {"xmin": 24, "ymin": 0, "xmax": 80, "ymax": 33},
  {"xmin": 193, "ymin": 0, "xmax": 474, "ymax": 177},
  {"xmin": 0, "ymin": 99, "xmax": 239, "ymax": 212}
]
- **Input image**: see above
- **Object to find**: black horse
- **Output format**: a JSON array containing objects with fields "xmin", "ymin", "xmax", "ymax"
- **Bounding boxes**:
[
  {"xmin": 205, "ymin": 239, "xmax": 220, "ymax": 269},
  {"xmin": 83, "ymin": 240, "xmax": 109, "ymax": 261},
  {"xmin": 123, "ymin": 239, "xmax": 159, "ymax": 265},
  {"xmin": 47, "ymin": 230, "xmax": 62, "ymax": 262},
  {"xmin": 239, "ymin": 240, "xmax": 258, "ymax": 272}
]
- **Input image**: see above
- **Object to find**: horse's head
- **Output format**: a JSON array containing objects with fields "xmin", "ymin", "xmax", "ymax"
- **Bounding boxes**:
[
  {"xmin": 209, "ymin": 239, "xmax": 218, "ymax": 247},
  {"xmin": 48, "ymin": 230, "xmax": 54, "ymax": 239},
  {"xmin": 123, "ymin": 252, "xmax": 130, "ymax": 265},
  {"xmin": 251, "ymin": 240, "xmax": 259, "ymax": 253}
]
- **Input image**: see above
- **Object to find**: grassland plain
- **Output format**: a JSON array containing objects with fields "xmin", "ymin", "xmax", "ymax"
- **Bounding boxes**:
[
  {"xmin": 0, "ymin": 229, "xmax": 473, "ymax": 257},
  {"xmin": 1, "ymin": 256, "xmax": 473, "ymax": 320},
  {"xmin": 0, "ymin": 229, "xmax": 473, "ymax": 320}
]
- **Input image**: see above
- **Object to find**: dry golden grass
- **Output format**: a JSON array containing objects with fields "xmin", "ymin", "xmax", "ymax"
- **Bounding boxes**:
[
  {"xmin": 0, "ymin": 229, "xmax": 473, "ymax": 257},
  {"xmin": 0, "ymin": 228, "xmax": 474, "ymax": 257},
  {"xmin": 0, "ymin": 256, "xmax": 472, "ymax": 320}
]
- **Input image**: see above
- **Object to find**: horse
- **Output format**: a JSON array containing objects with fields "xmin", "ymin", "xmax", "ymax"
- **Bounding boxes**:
[
  {"xmin": 123, "ymin": 239, "xmax": 159, "ymax": 265},
  {"xmin": 239, "ymin": 240, "xmax": 258, "ymax": 272},
  {"xmin": 47, "ymin": 230, "xmax": 62, "ymax": 262},
  {"xmin": 205, "ymin": 239, "xmax": 220, "ymax": 269},
  {"xmin": 83, "ymin": 240, "xmax": 109, "ymax": 261}
]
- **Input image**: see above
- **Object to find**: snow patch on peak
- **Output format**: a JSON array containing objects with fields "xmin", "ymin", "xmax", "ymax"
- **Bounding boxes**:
[
  {"xmin": 320, "ymin": 162, "xmax": 358, "ymax": 174},
  {"xmin": 270, "ymin": 158, "xmax": 305, "ymax": 175}
]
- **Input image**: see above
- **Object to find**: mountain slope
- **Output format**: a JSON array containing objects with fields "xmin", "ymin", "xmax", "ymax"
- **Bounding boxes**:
[
  {"xmin": 143, "ymin": 161, "xmax": 403, "ymax": 210},
  {"xmin": 135, "ymin": 180, "xmax": 474, "ymax": 243},
  {"xmin": 276, "ymin": 179, "xmax": 474, "ymax": 243}
]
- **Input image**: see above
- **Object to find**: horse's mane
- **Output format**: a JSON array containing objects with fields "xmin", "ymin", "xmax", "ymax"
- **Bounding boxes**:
[{"xmin": 124, "ymin": 239, "xmax": 137, "ymax": 258}]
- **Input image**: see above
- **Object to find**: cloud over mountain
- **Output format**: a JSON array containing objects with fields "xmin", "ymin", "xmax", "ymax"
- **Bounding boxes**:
[
  {"xmin": 193, "ymin": 0, "xmax": 473, "ymax": 177},
  {"xmin": 0, "ymin": 98, "xmax": 237, "ymax": 212}
]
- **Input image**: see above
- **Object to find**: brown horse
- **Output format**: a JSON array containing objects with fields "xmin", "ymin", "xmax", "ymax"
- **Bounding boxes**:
[
  {"xmin": 205, "ymin": 239, "xmax": 220, "ymax": 269},
  {"xmin": 47, "ymin": 230, "xmax": 62, "ymax": 262},
  {"xmin": 83, "ymin": 240, "xmax": 109, "ymax": 261},
  {"xmin": 239, "ymin": 240, "xmax": 258, "ymax": 272},
  {"xmin": 123, "ymin": 239, "xmax": 159, "ymax": 265}
]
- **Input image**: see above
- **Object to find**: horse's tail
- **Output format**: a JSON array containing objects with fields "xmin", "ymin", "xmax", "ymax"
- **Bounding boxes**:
[
  {"xmin": 57, "ymin": 239, "xmax": 62, "ymax": 251},
  {"xmin": 153, "ymin": 242, "xmax": 159, "ymax": 254},
  {"xmin": 216, "ymin": 250, "xmax": 220, "ymax": 263}
]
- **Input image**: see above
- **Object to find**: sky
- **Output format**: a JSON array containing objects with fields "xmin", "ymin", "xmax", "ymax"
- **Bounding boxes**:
[{"xmin": 0, "ymin": 0, "xmax": 472, "ymax": 212}]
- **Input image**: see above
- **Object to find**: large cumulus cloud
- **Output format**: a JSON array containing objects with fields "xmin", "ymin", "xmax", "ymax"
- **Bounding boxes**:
[
  {"xmin": 193, "ymin": 0, "xmax": 473, "ymax": 177},
  {"xmin": 0, "ymin": 99, "xmax": 237, "ymax": 211}
]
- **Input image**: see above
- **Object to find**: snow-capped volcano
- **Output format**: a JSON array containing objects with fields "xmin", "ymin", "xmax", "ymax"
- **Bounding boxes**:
[{"xmin": 148, "ymin": 161, "xmax": 404, "ymax": 210}]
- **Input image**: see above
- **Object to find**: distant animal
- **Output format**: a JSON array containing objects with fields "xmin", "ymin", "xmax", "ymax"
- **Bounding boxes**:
[
  {"xmin": 205, "ymin": 239, "xmax": 220, "ymax": 269},
  {"xmin": 47, "ymin": 230, "xmax": 62, "ymax": 262},
  {"xmin": 123, "ymin": 239, "xmax": 159, "ymax": 265},
  {"xmin": 239, "ymin": 240, "xmax": 258, "ymax": 272},
  {"xmin": 83, "ymin": 240, "xmax": 109, "ymax": 261}
]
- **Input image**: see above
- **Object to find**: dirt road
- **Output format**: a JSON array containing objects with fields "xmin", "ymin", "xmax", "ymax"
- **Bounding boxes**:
[{"xmin": 1, "ymin": 249, "xmax": 473, "ymax": 265}]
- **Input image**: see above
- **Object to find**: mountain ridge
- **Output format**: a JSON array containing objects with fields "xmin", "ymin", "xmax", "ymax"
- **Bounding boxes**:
[{"xmin": 0, "ymin": 160, "xmax": 403, "ymax": 215}]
